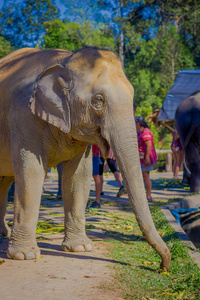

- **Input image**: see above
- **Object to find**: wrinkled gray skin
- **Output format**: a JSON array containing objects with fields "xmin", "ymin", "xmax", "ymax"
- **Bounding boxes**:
[
  {"xmin": 0, "ymin": 47, "xmax": 170, "ymax": 269},
  {"xmin": 175, "ymin": 91, "xmax": 200, "ymax": 192}
]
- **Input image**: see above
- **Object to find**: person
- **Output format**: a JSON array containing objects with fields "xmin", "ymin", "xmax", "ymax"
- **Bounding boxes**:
[
  {"xmin": 171, "ymin": 128, "xmax": 183, "ymax": 179},
  {"xmin": 135, "ymin": 116, "xmax": 157, "ymax": 202},
  {"xmin": 100, "ymin": 148, "xmax": 125, "ymax": 197},
  {"xmin": 89, "ymin": 145, "xmax": 102, "ymax": 208}
]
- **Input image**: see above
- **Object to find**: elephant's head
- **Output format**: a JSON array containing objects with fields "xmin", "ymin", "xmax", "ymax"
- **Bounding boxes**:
[{"xmin": 30, "ymin": 47, "xmax": 171, "ymax": 270}]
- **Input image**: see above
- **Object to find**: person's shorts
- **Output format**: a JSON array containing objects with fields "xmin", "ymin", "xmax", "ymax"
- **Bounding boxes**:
[
  {"xmin": 141, "ymin": 164, "xmax": 154, "ymax": 172},
  {"xmin": 99, "ymin": 157, "xmax": 104, "ymax": 176},
  {"xmin": 92, "ymin": 154, "xmax": 100, "ymax": 176},
  {"xmin": 99, "ymin": 157, "xmax": 118, "ymax": 175},
  {"xmin": 107, "ymin": 158, "xmax": 118, "ymax": 173}
]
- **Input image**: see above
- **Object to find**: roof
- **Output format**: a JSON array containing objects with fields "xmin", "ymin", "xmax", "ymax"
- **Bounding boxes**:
[{"xmin": 157, "ymin": 69, "xmax": 200, "ymax": 123}]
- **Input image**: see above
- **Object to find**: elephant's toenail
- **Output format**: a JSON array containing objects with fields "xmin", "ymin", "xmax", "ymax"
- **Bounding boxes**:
[
  {"xmin": 6, "ymin": 251, "xmax": 12, "ymax": 259},
  {"xmin": 36, "ymin": 251, "xmax": 41, "ymax": 258},
  {"xmin": 14, "ymin": 252, "xmax": 24, "ymax": 260},
  {"xmin": 74, "ymin": 245, "xmax": 85, "ymax": 252},
  {"xmin": 86, "ymin": 244, "xmax": 93, "ymax": 251},
  {"xmin": 25, "ymin": 252, "xmax": 35, "ymax": 260}
]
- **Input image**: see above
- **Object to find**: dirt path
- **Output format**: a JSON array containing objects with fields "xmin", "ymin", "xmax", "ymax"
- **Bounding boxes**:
[
  {"xmin": 0, "ymin": 171, "xmax": 186, "ymax": 300},
  {"xmin": 0, "ymin": 238, "xmax": 124, "ymax": 300},
  {"xmin": 0, "ymin": 174, "xmax": 126, "ymax": 300}
]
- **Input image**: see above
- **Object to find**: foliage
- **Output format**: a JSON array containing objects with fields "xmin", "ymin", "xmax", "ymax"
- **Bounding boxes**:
[
  {"xmin": 95, "ymin": 200, "xmax": 200, "ymax": 299},
  {"xmin": 126, "ymin": 26, "xmax": 195, "ymax": 111},
  {"xmin": 0, "ymin": 36, "xmax": 13, "ymax": 58},
  {"xmin": 59, "ymin": 0, "xmax": 104, "ymax": 24},
  {"xmin": 42, "ymin": 19, "xmax": 116, "ymax": 51},
  {"xmin": 0, "ymin": 0, "xmax": 199, "ymax": 149},
  {"xmin": 0, "ymin": 0, "xmax": 59, "ymax": 49}
]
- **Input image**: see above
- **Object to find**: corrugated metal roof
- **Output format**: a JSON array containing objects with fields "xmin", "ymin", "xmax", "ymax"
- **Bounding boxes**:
[{"xmin": 158, "ymin": 69, "xmax": 200, "ymax": 122}]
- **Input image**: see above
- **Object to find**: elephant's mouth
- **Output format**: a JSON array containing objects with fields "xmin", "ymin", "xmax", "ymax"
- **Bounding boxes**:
[
  {"xmin": 75, "ymin": 125, "xmax": 110, "ymax": 157},
  {"xmin": 97, "ymin": 133, "xmax": 110, "ymax": 157}
]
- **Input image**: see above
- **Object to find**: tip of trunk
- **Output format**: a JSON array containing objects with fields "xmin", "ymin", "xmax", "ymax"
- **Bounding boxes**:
[{"xmin": 159, "ymin": 250, "xmax": 171, "ymax": 271}]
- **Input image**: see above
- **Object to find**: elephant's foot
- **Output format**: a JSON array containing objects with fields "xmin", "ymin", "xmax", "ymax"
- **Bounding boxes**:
[
  {"xmin": 7, "ymin": 240, "xmax": 41, "ymax": 260},
  {"xmin": 62, "ymin": 235, "xmax": 93, "ymax": 252},
  {"xmin": 0, "ymin": 223, "xmax": 11, "ymax": 238}
]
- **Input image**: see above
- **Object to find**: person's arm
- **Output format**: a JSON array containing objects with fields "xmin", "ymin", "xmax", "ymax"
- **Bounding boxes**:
[
  {"xmin": 175, "ymin": 132, "xmax": 180, "ymax": 140},
  {"xmin": 144, "ymin": 140, "xmax": 152, "ymax": 167}
]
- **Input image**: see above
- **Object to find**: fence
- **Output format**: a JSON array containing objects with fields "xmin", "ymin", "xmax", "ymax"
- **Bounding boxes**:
[{"xmin": 156, "ymin": 149, "xmax": 173, "ymax": 172}]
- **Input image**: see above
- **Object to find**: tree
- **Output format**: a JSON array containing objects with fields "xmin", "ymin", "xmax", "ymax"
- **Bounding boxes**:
[
  {"xmin": 128, "ymin": 0, "xmax": 200, "ymax": 66},
  {"xmin": 0, "ymin": 36, "xmax": 13, "ymax": 58},
  {"xmin": 0, "ymin": 0, "xmax": 59, "ymax": 49},
  {"xmin": 126, "ymin": 26, "xmax": 195, "ymax": 111},
  {"xmin": 97, "ymin": 0, "xmax": 134, "ymax": 67},
  {"xmin": 59, "ymin": 0, "xmax": 103, "ymax": 24},
  {"xmin": 42, "ymin": 19, "xmax": 116, "ymax": 52},
  {"xmin": 60, "ymin": 0, "xmax": 134, "ymax": 67}
]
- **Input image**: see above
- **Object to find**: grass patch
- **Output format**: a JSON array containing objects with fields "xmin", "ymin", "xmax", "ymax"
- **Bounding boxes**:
[
  {"xmin": 152, "ymin": 178, "xmax": 190, "ymax": 190},
  {"xmin": 94, "ymin": 201, "xmax": 200, "ymax": 299},
  {"xmin": 36, "ymin": 220, "xmax": 64, "ymax": 234}
]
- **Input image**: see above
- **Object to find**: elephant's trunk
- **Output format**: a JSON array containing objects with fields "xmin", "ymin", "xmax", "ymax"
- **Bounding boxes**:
[{"xmin": 107, "ymin": 117, "xmax": 171, "ymax": 270}]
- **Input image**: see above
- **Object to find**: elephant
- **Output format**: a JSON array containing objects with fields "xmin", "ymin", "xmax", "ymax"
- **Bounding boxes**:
[
  {"xmin": 175, "ymin": 91, "xmax": 200, "ymax": 192},
  {"xmin": 0, "ymin": 47, "xmax": 170, "ymax": 270}
]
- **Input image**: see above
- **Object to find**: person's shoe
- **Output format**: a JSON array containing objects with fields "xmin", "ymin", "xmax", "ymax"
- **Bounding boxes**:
[
  {"xmin": 117, "ymin": 185, "xmax": 125, "ymax": 197},
  {"xmin": 147, "ymin": 197, "xmax": 153, "ymax": 202},
  {"xmin": 89, "ymin": 201, "xmax": 101, "ymax": 208}
]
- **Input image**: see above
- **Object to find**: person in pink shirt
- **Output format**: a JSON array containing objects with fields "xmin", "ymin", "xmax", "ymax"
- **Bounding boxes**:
[{"xmin": 135, "ymin": 116, "xmax": 157, "ymax": 202}]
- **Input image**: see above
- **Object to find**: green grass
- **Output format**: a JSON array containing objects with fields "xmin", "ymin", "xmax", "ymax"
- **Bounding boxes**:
[
  {"xmin": 96, "ymin": 202, "xmax": 200, "ymax": 299},
  {"xmin": 36, "ymin": 220, "xmax": 64, "ymax": 234}
]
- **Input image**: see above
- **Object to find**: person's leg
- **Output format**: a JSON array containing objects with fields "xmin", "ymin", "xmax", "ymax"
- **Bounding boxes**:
[
  {"xmin": 173, "ymin": 152, "xmax": 178, "ymax": 178},
  {"xmin": 93, "ymin": 174, "xmax": 101, "ymax": 204},
  {"xmin": 107, "ymin": 159, "xmax": 123, "ymax": 187},
  {"xmin": 114, "ymin": 171, "xmax": 123, "ymax": 188},
  {"xmin": 99, "ymin": 157, "xmax": 104, "ymax": 195},
  {"xmin": 100, "ymin": 175, "xmax": 104, "ymax": 194},
  {"xmin": 174, "ymin": 150, "xmax": 183, "ymax": 179},
  {"xmin": 107, "ymin": 158, "xmax": 125, "ymax": 197},
  {"xmin": 142, "ymin": 171, "xmax": 152, "ymax": 200},
  {"xmin": 90, "ymin": 154, "xmax": 101, "ymax": 208}
]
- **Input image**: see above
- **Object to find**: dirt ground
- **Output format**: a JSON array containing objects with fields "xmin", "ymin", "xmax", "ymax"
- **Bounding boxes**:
[
  {"xmin": 0, "ymin": 238, "xmax": 124, "ymax": 300},
  {"xmin": 0, "ymin": 171, "xmax": 188, "ymax": 300}
]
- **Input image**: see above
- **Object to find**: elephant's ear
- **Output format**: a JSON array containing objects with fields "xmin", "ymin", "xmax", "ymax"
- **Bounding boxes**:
[{"xmin": 30, "ymin": 64, "xmax": 71, "ymax": 133}]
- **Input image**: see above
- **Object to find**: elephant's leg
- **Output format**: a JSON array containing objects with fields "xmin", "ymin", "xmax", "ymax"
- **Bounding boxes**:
[
  {"xmin": 185, "ymin": 142, "xmax": 200, "ymax": 192},
  {"xmin": 7, "ymin": 150, "xmax": 46, "ymax": 260},
  {"xmin": 0, "ymin": 176, "xmax": 14, "ymax": 237},
  {"xmin": 62, "ymin": 146, "xmax": 93, "ymax": 252}
]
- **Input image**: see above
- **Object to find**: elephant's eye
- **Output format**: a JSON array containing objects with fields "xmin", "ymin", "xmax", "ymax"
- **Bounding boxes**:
[{"xmin": 91, "ymin": 94, "xmax": 105, "ymax": 110}]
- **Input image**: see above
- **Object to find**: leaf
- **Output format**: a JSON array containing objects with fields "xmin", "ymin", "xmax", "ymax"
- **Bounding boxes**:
[
  {"xmin": 142, "ymin": 261, "xmax": 156, "ymax": 266},
  {"xmin": 0, "ymin": 260, "xmax": 5, "ymax": 265},
  {"xmin": 176, "ymin": 290, "xmax": 185, "ymax": 299}
]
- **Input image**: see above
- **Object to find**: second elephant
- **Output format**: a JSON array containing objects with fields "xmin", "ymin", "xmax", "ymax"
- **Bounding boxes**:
[{"xmin": 175, "ymin": 91, "xmax": 200, "ymax": 192}]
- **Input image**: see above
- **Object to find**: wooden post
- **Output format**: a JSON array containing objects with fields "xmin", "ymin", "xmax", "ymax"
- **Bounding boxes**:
[
  {"xmin": 166, "ymin": 153, "xmax": 172, "ymax": 172},
  {"xmin": 156, "ymin": 149, "xmax": 173, "ymax": 172}
]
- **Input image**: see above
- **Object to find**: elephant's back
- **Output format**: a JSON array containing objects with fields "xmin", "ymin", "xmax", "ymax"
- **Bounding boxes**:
[
  {"xmin": 0, "ymin": 48, "xmax": 72, "ymax": 108},
  {"xmin": 0, "ymin": 48, "xmax": 72, "ymax": 81},
  {"xmin": 175, "ymin": 91, "xmax": 200, "ymax": 144},
  {"xmin": 177, "ymin": 91, "xmax": 200, "ymax": 114}
]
